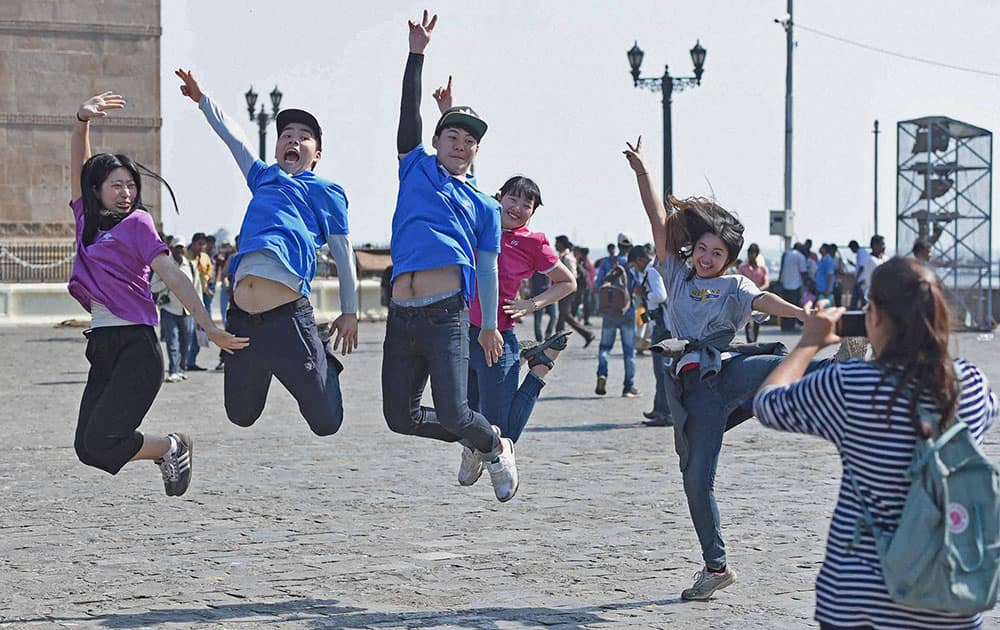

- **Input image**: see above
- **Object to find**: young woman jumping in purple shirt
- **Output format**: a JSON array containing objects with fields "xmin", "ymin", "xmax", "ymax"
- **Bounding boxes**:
[{"xmin": 68, "ymin": 92, "xmax": 247, "ymax": 496}]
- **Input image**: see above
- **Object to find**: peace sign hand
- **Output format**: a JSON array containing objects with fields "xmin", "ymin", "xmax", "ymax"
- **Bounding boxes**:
[
  {"xmin": 174, "ymin": 68, "xmax": 203, "ymax": 104},
  {"xmin": 623, "ymin": 136, "xmax": 646, "ymax": 174},
  {"xmin": 432, "ymin": 75, "xmax": 453, "ymax": 113},
  {"xmin": 77, "ymin": 92, "xmax": 126, "ymax": 122},
  {"xmin": 408, "ymin": 9, "xmax": 438, "ymax": 54}
]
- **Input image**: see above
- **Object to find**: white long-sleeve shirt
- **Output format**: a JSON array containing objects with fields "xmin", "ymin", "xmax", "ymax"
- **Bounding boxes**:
[{"xmin": 150, "ymin": 255, "xmax": 199, "ymax": 317}]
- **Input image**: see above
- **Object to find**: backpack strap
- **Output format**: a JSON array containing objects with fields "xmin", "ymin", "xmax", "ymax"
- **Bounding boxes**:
[{"xmin": 844, "ymin": 467, "xmax": 885, "ymax": 551}]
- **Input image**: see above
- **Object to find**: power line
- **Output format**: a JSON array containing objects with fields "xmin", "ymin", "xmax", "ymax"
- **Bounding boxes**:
[{"xmin": 795, "ymin": 22, "xmax": 1000, "ymax": 79}]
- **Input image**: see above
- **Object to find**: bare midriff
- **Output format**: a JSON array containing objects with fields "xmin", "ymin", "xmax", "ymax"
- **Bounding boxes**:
[
  {"xmin": 233, "ymin": 275, "xmax": 302, "ymax": 314},
  {"xmin": 391, "ymin": 265, "xmax": 462, "ymax": 300}
]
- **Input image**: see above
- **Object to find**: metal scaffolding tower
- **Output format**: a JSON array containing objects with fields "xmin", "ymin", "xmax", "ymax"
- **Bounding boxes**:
[{"xmin": 897, "ymin": 116, "xmax": 993, "ymax": 329}]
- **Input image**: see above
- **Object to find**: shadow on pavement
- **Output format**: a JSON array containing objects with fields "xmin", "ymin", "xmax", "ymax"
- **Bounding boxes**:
[
  {"xmin": 9, "ymin": 596, "xmax": 686, "ymax": 629},
  {"xmin": 33, "ymin": 380, "xmax": 87, "ymax": 386},
  {"xmin": 526, "ymin": 422, "xmax": 636, "ymax": 433}
]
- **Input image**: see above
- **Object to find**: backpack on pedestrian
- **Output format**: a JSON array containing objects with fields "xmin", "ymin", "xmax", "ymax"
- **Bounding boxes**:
[
  {"xmin": 846, "ymin": 371, "xmax": 1000, "ymax": 614},
  {"xmin": 597, "ymin": 264, "xmax": 630, "ymax": 316}
]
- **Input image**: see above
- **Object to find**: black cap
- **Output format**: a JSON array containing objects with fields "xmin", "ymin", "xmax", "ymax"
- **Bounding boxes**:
[
  {"xmin": 434, "ymin": 106, "xmax": 488, "ymax": 142},
  {"xmin": 275, "ymin": 108, "xmax": 322, "ymax": 150}
]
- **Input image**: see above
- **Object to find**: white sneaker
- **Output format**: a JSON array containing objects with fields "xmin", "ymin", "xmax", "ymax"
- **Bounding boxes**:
[
  {"xmin": 485, "ymin": 437, "xmax": 519, "ymax": 502},
  {"xmin": 458, "ymin": 426, "xmax": 500, "ymax": 487},
  {"xmin": 681, "ymin": 566, "xmax": 736, "ymax": 600},
  {"xmin": 165, "ymin": 373, "xmax": 183, "ymax": 383}
]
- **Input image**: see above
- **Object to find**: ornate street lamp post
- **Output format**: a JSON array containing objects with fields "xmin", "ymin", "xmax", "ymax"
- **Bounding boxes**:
[
  {"xmin": 244, "ymin": 85, "xmax": 283, "ymax": 161},
  {"xmin": 627, "ymin": 40, "xmax": 706, "ymax": 197}
]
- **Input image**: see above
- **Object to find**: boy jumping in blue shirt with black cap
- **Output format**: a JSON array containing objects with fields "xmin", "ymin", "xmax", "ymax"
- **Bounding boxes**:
[
  {"xmin": 175, "ymin": 68, "xmax": 358, "ymax": 439},
  {"xmin": 382, "ymin": 10, "xmax": 518, "ymax": 502}
]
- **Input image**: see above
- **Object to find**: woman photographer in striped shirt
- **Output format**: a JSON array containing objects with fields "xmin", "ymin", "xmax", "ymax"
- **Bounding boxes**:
[{"xmin": 754, "ymin": 256, "xmax": 997, "ymax": 629}]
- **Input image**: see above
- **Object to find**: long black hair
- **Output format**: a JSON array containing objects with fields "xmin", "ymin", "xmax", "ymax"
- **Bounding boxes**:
[
  {"xmin": 869, "ymin": 256, "xmax": 957, "ymax": 437},
  {"xmin": 79, "ymin": 153, "xmax": 144, "ymax": 246},
  {"xmin": 663, "ymin": 195, "xmax": 745, "ymax": 278}
]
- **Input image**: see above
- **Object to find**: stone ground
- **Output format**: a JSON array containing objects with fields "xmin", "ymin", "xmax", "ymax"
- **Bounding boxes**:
[{"xmin": 1, "ymin": 321, "xmax": 999, "ymax": 629}]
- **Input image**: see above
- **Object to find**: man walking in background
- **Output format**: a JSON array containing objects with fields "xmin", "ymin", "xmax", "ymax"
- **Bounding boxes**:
[
  {"xmin": 554, "ymin": 236, "xmax": 594, "ymax": 347},
  {"xmin": 184, "ymin": 232, "xmax": 213, "ymax": 371}
]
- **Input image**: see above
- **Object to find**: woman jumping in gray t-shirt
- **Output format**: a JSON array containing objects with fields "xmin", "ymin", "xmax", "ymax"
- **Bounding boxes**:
[{"xmin": 623, "ymin": 137, "xmax": 824, "ymax": 601}]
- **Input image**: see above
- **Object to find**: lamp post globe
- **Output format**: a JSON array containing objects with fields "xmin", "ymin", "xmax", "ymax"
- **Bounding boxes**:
[
  {"xmin": 244, "ymin": 86, "xmax": 258, "ymax": 120},
  {"xmin": 627, "ymin": 41, "xmax": 644, "ymax": 86},
  {"xmin": 689, "ymin": 40, "xmax": 706, "ymax": 84},
  {"xmin": 269, "ymin": 85, "xmax": 283, "ymax": 113}
]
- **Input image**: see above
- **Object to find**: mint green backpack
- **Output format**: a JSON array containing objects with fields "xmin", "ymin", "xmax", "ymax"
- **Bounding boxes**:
[{"xmin": 846, "ymin": 379, "xmax": 1000, "ymax": 614}]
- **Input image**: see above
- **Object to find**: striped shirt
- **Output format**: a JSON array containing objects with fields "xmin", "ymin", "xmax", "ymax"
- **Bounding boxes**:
[{"xmin": 754, "ymin": 358, "xmax": 997, "ymax": 629}]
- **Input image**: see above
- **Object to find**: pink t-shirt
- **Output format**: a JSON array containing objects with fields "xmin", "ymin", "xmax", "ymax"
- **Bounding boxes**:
[
  {"xmin": 470, "ymin": 225, "xmax": 560, "ymax": 332},
  {"xmin": 738, "ymin": 262, "xmax": 768, "ymax": 289},
  {"xmin": 67, "ymin": 198, "xmax": 169, "ymax": 326}
]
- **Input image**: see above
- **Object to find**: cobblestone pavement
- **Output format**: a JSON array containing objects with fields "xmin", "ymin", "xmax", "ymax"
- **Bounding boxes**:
[{"xmin": 2, "ymin": 322, "xmax": 999, "ymax": 629}]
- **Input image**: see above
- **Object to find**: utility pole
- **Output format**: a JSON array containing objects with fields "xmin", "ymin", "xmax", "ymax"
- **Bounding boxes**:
[
  {"xmin": 873, "ymin": 119, "xmax": 880, "ymax": 235},
  {"xmin": 782, "ymin": 0, "xmax": 794, "ymax": 251}
]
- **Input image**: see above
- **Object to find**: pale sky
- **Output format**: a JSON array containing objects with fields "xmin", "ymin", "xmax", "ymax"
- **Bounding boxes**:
[{"xmin": 159, "ymin": 0, "xmax": 1000, "ymax": 259}]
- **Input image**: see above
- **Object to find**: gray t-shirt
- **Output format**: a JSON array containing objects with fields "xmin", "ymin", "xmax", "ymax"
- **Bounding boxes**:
[{"xmin": 656, "ymin": 253, "xmax": 763, "ymax": 342}]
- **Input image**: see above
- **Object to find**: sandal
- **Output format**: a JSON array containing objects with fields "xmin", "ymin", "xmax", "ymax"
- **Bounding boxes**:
[{"xmin": 521, "ymin": 331, "xmax": 572, "ymax": 369}]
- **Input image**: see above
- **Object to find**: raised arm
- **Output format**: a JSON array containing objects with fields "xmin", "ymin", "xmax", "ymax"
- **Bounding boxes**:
[
  {"xmin": 72, "ymin": 93, "xmax": 126, "ymax": 200},
  {"xmin": 175, "ymin": 68, "xmax": 256, "ymax": 177},
  {"xmin": 623, "ymin": 137, "xmax": 669, "ymax": 262},
  {"xmin": 397, "ymin": 10, "xmax": 437, "ymax": 156}
]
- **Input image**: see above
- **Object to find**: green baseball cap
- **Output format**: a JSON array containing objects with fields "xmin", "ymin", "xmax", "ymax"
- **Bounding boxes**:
[{"xmin": 434, "ymin": 106, "xmax": 488, "ymax": 142}]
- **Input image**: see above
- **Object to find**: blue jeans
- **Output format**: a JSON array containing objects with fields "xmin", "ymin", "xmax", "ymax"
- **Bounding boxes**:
[
  {"xmin": 680, "ymin": 354, "xmax": 828, "ymax": 570},
  {"xmin": 651, "ymin": 352, "xmax": 671, "ymax": 419},
  {"xmin": 597, "ymin": 311, "xmax": 636, "ymax": 390},
  {"xmin": 186, "ymin": 289, "xmax": 214, "ymax": 366},
  {"xmin": 224, "ymin": 297, "xmax": 343, "ymax": 436},
  {"xmin": 381, "ymin": 294, "xmax": 499, "ymax": 455},
  {"xmin": 219, "ymin": 285, "xmax": 229, "ymax": 329},
  {"xmin": 468, "ymin": 326, "xmax": 546, "ymax": 442},
  {"xmin": 160, "ymin": 309, "xmax": 192, "ymax": 374}
]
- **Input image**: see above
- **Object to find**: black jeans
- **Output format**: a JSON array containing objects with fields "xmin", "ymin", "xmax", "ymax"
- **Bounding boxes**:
[
  {"xmin": 224, "ymin": 297, "xmax": 344, "ymax": 436},
  {"xmin": 556, "ymin": 293, "xmax": 593, "ymax": 341},
  {"xmin": 381, "ymin": 293, "xmax": 499, "ymax": 454},
  {"xmin": 75, "ymin": 325, "xmax": 163, "ymax": 474},
  {"xmin": 533, "ymin": 303, "xmax": 557, "ymax": 342},
  {"xmin": 780, "ymin": 287, "xmax": 802, "ymax": 331}
]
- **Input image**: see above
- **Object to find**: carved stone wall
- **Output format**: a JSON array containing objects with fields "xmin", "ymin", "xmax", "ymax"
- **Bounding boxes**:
[{"xmin": 0, "ymin": 1, "xmax": 161, "ymax": 239}]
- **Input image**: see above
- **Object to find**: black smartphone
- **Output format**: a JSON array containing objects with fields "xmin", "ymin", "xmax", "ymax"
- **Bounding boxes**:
[{"xmin": 836, "ymin": 311, "xmax": 867, "ymax": 337}]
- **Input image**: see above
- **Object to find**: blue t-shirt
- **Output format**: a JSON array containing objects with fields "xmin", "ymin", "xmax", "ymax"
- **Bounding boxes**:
[
  {"xmin": 390, "ymin": 145, "xmax": 501, "ymax": 303},
  {"xmin": 815, "ymin": 254, "xmax": 836, "ymax": 294},
  {"xmin": 229, "ymin": 160, "xmax": 349, "ymax": 297}
]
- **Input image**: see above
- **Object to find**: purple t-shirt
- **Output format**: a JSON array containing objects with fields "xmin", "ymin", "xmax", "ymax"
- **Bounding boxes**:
[{"xmin": 67, "ymin": 198, "xmax": 169, "ymax": 326}]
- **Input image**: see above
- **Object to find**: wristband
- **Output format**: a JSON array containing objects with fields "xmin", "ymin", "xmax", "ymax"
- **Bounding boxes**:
[{"xmin": 76, "ymin": 113, "xmax": 87, "ymax": 122}]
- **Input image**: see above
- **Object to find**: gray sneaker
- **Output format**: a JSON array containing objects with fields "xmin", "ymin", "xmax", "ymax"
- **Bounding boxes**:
[
  {"xmin": 458, "ymin": 426, "xmax": 501, "ymax": 487},
  {"xmin": 681, "ymin": 567, "xmax": 736, "ymax": 600},
  {"xmin": 155, "ymin": 433, "xmax": 193, "ymax": 497},
  {"xmin": 485, "ymin": 437, "xmax": 519, "ymax": 503}
]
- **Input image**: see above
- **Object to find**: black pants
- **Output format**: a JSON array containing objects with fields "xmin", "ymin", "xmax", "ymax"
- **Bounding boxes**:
[
  {"xmin": 381, "ymin": 293, "xmax": 498, "ymax": 454},
  {"xmin": 780, "ymin": 287, "xmax": 802, "ymax": 331},
  {"xmin": 224, "ymin": 298, "xmax": 343, "ymax": 436},
  {"xmin": 556, "ymin": 293, "xmax": 594, "ymax": 341},
  {"xmin": 75, "ymin": 325, "xmax": 163, "ymax": 474},
  {"xmin": 820, "ymin": 623, "xmax": 872, "ymax": 630}
]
